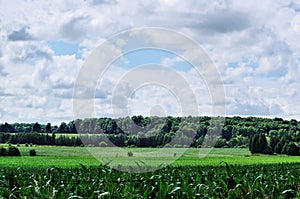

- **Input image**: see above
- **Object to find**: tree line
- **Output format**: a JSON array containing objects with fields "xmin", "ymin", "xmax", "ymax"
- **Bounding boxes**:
[{"xmin": 0, "ymin": 116, "xmax": 300, "ymax": 154}]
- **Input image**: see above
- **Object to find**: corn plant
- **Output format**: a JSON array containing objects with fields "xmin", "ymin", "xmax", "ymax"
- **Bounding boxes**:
[{"xmin": 0, "ymin": 163, "xmax": 300, "ymax": 198}]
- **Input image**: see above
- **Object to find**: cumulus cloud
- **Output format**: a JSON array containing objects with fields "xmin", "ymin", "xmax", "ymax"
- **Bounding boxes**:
[
  {"xmin": 193, "ymin": 10, "xmax": 251, "ymax": 34},
  {"xmin": 8, "ymin": 27, "xmax": 34, "ymax": 41},
  {"xmin": 60, "ymin": 15, "xmax": 91, "ymax": 41},
  {"xmin": 0, "ymin": 0, "xmax": 300, "ymax": 122}
]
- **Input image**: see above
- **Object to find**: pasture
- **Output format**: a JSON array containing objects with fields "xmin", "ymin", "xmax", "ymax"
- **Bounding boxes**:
[{"xmin": 1, "ymin": 145, "xmax": 300, "ymax": 168}]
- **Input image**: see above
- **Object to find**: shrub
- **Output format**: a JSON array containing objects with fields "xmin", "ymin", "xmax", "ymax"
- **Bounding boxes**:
[
  {"xmin": 99, "ymin": 141, "xmax": 108, "ymax": 147},
  {"xmin": 0, "ymin": 147, "xmax": 7, "ymax": 156},
  {"xmin": 25, "ymin": 143, "xmax": 29, "ymax": 147},
  {"xmin": 214, "ymin": 138, "xmax": 228, "ymax": 148},
  {"xmin": 286, "ymin": 143, "xmax": 299, "ymax": 156},
  {"xmin": 173, "ymin": 144, "xmax": 182, "ymax": 148},
  {"xmin": 29, "ymin": 149, "xmax": 36, "ymax": 156},
  {"xmin": 127, "ymin": 151, "xmax": 133, "ymax": 157},
  {"xmin": 164, "ymin": 143, "xmax": 172, "ymax": 148},
  {"xmin": 262, "ymin": 147, "xmax": 274, "ymax": 155},
  {"xmin": 7, "ymin": 146, "xmax": 21, "ymax": 156}
]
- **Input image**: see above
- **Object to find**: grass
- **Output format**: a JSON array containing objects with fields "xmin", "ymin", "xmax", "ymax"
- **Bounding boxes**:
[{"xmin": 1, "ymin": 144, "xmax": 300, "ymax": 168}]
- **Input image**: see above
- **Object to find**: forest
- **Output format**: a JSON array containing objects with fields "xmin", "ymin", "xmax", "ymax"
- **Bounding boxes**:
[{"xmin": 0, "ymin": 116, "xmax": 300, "ymax": 155}]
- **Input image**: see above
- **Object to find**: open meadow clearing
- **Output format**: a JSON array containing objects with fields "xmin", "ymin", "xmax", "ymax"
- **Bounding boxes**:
[{"xmin": 1, "ymin": 145, "xmax": 300, "ymax": 168}]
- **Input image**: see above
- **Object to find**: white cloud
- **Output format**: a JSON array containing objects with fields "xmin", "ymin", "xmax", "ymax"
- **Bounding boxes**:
[{"xmin": 1, "ymin": 0, "xmax": 300, "ymax": 122}]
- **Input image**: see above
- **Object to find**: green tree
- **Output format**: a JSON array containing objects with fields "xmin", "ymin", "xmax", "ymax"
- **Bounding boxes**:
[
  {"xmin": 258, "ymin": 134, "xmax": 268, "ymax": 153},
  {"xmin": 281, "ymin": 142, "xmax": 289, "ymax": 154},
  {"xmin": 274, "ymin": 136, "xmax": 288, "ymax": 154},
  {"xmin": 0, "ymin": 147, "xmax": 7, "ymax": 156},
  {"xmin": 250, "ymin": 134, "xmax": 269, "ymax": 154},
  {"xmin": 270, "ymin": 136, "xmax": 279, "ymax": 151},
  {"xmin": 286, "ymin": 143, "xmax": 299, "ymax": 156},
  {"xmin": 31, "ymin": 122, "xmax": 42, "ymax": 133},
  {"xmin": 7, "ymin": 146, "xmax": 20, "ymax": 156},
  {"xmin": 45, "ymin": 123, "xmax": 52, "ymax": 133},
  {"xmin": 29, "ymin": 149, "xmax": 37, "ymax": 156},
  {"xmin": 1, "ymin": 123, "xmax": 14, "ymax": 132},
  {"xmin": 57, "ymin": 122, "xmax": 69, "ymax": 133}
]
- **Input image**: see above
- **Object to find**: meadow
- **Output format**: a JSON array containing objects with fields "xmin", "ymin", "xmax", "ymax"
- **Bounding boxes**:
[{"xmin": 1, "ymin": 145, "xmax": 300, "ymax": 168}]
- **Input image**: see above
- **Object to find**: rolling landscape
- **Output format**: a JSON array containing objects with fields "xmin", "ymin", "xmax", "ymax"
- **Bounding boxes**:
[
  {"xmin": 1, "ymin": 116, "xmax": 300, "ymax": 198},
  {"xmin": 1, "ymin": 0, "xmax": 300, "ymax": 198}
]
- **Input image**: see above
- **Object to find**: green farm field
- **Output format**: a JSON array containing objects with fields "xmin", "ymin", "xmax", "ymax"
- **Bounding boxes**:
[
  {"xmin": 1, "ymin": 145, "xmax": 300, "ymax": 198},
  {"xmin": 1, "ymin": 145, "xmax": 300, "ymax": 168}
]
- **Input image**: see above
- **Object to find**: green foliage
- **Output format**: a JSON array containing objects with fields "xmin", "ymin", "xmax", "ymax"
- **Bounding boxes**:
[
  {"xmin": 45, "ymin": 123, "xmax": 52, "ymax": 133},
  {"xmin": 286, "ymin": 143, "xmax": 299, "ymax": 156},
  {"xmin": 127, "ymin": 151, "xmax": 133, "ymax": 157},
  {"xmin": 99, "ymin": 141, "xmax": 108, "ymax": 147},
  {"xmin": 281, "ymin": 142, "xmax": 288, "ymax": 154},
  {"xmin": 29, "ymin": 149, "xmax": 36, "ymax": 156},
  {"xmin": 214, "ymin": 137, "xmax": 228, "ymax": 148},
  {"xmin": 250, "ymin": 134, "xmax": 260, "ymax": 153},
  {"xmin": 31, "ymin": 122, "xmax": 42, "ymax": 133},
  {"xmin": 0, "ymin": 163, "xmax": 300, "ymax": 198},
  {"xmin": 250, "ymin": 134, "xmax": 272, "ymax": 154},
  {"xmin": 0, "ymin": 116, "xmax": 300, "ymax": 151},
  {"xmin": 7, "ymin": 146, "xmax": 21, "ymax": 156},
  {"xmin": 274, "ymin": 138, "xmax": 286, "ymax": 154},
  {"xmin": 0, "ymin": 147, "xmax": 7, "ymax": 156}
]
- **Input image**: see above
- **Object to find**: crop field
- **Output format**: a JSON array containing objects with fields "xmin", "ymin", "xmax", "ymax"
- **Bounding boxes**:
[
  {"xmin": 1, "ymin": 163, "xmax": 300, "ymax": 198},
  {"xmin": 1, "ymin": 145, "xmax": 300, "ymax": 198}
]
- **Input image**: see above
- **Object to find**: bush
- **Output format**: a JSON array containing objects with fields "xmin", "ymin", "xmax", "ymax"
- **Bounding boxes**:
[
  {"xmin": 0, "ymin": 147, "xmax": 7, "ymax": 156},
  {"xmin": 127, "ymin": 151, "xmax": 133, "ymax": 157},
  {"xmin": 173, "ymin": 144, "xmax": 182, "ymax": 148},
  {"xmin": 25, "ymin": 143, "xmax": 29, "ymax": 147},
  {"xmin": 99, "ymin": 141, "xmax": 108, "ymax": 147},
  {"xmin": 214, "ymin": 138, "xmax": 228, "ymax": 148},
  {"xmin": 262, "ymin": 147, "xmax": 274, "ymax": 155},
  {"xmin": 7, "ymin": 146, "xmax": 21, "ymax": 156},
  {"xmin": 29, "ymin": 149, "xmax": 36, "ymax": 156},
  {"xmin": 164, "ymin": 144, "xmax": 172, "ymax": 148},
  {"xmin": 286, "ymin": 143, "xmax": 299, "ymax": 156}
]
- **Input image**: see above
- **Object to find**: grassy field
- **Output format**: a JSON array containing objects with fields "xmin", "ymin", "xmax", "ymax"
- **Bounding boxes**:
[
  {"xmin": 1, "ymin": 145, "xmax": 300, "ymax": 198},
  {"xmin": 1, "ymin": 144, "xmax": 300, "ymax": 168}
]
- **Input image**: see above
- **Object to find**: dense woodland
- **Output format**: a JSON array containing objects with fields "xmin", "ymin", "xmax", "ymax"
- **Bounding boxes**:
[{"xmin": 0, "ymin": 116, "xmax": 300, "ymax": 155}]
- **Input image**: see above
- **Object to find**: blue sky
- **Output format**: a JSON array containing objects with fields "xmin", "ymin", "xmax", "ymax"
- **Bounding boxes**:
[
  {"xmin": 47, "ymin": 41, "xmax": 83, "ymax": 59},
  {"xmin": 1, "ymin": 0, "xmax": 300, "ymax": 123}
]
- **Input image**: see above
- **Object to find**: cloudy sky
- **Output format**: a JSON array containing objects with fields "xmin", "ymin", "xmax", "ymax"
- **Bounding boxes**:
[{"xmin": 1, "ymin": 0, "xmax": 300, "ymax": 124}]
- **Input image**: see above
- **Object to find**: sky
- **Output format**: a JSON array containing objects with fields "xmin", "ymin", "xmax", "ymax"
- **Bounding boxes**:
[{"xmin": 1, "ymin": 0, "xmax": 300, "ymax": 124}]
